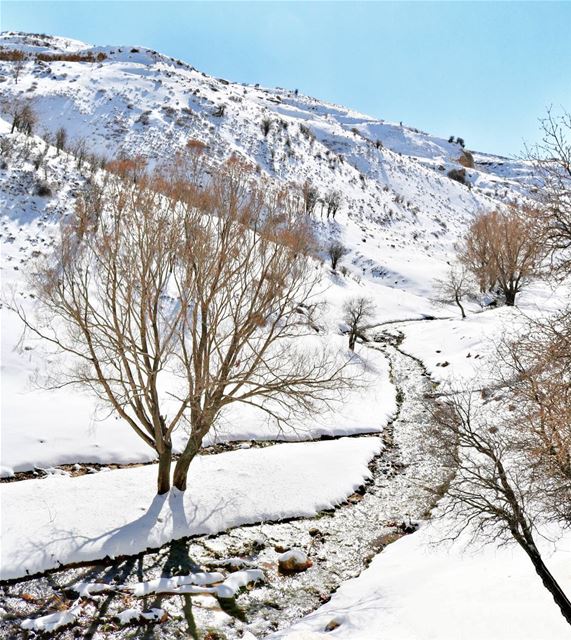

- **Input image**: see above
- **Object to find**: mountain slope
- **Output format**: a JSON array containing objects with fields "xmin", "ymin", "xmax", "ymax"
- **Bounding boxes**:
[{"xmin": 0, "ymin": 31, "xmax": 535, "ymax": 295}]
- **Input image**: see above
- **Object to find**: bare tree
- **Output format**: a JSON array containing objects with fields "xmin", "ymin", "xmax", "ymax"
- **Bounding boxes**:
[
  {"xmin": 430, "ymin": 389, "xmax": 571, "ymax": 625},
  {"xmin": 436, "ymin": 263, "xmax": 472, "ymax": 318},
  {"xmin": 72, "ymin": 138, "xmax": 89, "ymax": 171},
  {"xmin": 327, "ymin": 241, "xmax": 350, "ymax": 271},
  {"xmin": 497, "ymin": 315, "xmax": 571, "ymax": 522},
  {"xmin": 302, "ymin": 180, "xmax": 319, "ymax": 216},
  {"xmin": 343, "ymin": 296, "xmax": 376, "ymax": 351},
  {"xmin": 55, "ymin": 127, "xmax": 67, "ymax": 156},
  {"xmin": 459, "ymin": 206, "xmax": 544, "ymax": 306},
  {"xmin": 12, "ymin": 161, "xmax": 352, "ymax": 494},
  {"xmin": 526, "ymin": 108, "xmax": 571, "ymax": 276},
  {"xmin": 106, "ymin": 154, "xmax": 147, "ymax": 183},
  {"xmin": 261, "ymin": 117, "xmax": 272, "ymax": 137},
  {"xmin": 324, "ymin": 190, "xmax": 342, "ymax": 219},
  {"xmin": 10, "ymin": 100, "xmax": 36, "ymax": 136},
  {"xmin": 12, "ymin": 51, "xmax": 26, "ymax": 84}
]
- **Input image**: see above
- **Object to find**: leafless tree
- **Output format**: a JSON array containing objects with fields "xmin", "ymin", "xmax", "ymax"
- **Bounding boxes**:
[
  {"xmin": 324, "ymin": 190, "xmax": 342, "ymax": 219},
  {"xmin": 261, "ymin": 117, "xmax": 272, "ymax": 137},
  {"xmin": 526, "ymin": 108, "xmax": 571, "ymax": 276},
  {"xmin": 72, "ymin": 138, "xmax": 89, "ymax": 171},
  {"xmin": 11, "ymin": 161, "xmax": 353, "ymax": 494},
  {"xmin": 327, "ymin": 241, "xmax": 350, "ymax": 271},
  {"xmin": 55, "ymin": 127, "xmax": 67, "ymax": 155},
  {"xmin": 302, "ymin": 180, "xmax": 319, "ymax": 216},
  {"xmin": 458, "ymin": 206, "xmax": 544, "ymax": 305},
  {"xmin": 11, "ymin": 50, "xmax": 26, "ymax": 84},
  {"xmin": 435, "ymin": 263, "xmax": 472, "ymax": 318},
  {"xmin": 343, "ymin": 296, "xmax": 376, "ymax": 351},
  {"xmin": 497, "ymin": 315, "xmax": 571, "ymax": 522},
  {"xmin": 430, "ymin": 389, "xmax": 571, "ymax": 625},
  {"xmin": 106, "ymin": 154, "xmax": 147, "ymax": 183},
  {"xmin": 10, "ymin": 100, "xmax": 36, "ymax": 136}
]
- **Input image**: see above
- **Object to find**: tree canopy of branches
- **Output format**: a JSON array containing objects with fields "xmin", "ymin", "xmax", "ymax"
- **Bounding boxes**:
[
  {"xmin": 10, "ymin": 100, "xmax": 36, "ymax": 136},
  {"xmin": 343, "ymin": 296, "xmax": 376, "ymax": 351},
  {"xmin": 261, "ymin": 117, "xmax": 272, "ymax": 137},
  {"xmin": 458, "ymin": 206, "xmax": 544, "ymax": 306},
  {"xmin": 327, "ymin": 241, "xmax": 350, "ymax": 271},
  {"xmin": 497, "ymin": 315, "xmax": 571, "ymax": 523},
  {"xmin": 302, "ymin": 180, "xmax": 319, "ymax": 216},
  {"xmin": 430, "ymin": 389, "xmax": 571, "ymax": 625},
  {"xmin": 55, "ymin": 127, "xmax": 67, "ymax": 156},
  {"xmin": 106, "ymin": 155, "xmax": 147, "ymax": 183},
  {"xmin": 324, "ymin": 190, "xmax": 341, "ymax": 219},
  {"xmin": 12, "ymin": 159, "xmax": 353, "ymax": 494},
  {"xmin": 11, "ymin": 50, "xmax": 26, "ymax": 84},
  {"xmin": 526, "ymin": 108, "xmax": 571, "ymax": 276}
]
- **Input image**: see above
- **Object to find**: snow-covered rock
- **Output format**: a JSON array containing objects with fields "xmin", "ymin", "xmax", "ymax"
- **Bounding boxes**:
[{"xmin": 278, "ymin": 548, "xmax": 312, "ymax": 574}]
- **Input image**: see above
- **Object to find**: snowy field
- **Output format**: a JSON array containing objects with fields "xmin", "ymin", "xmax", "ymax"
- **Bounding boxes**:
[{"xmin": 0, "ymin": 437, "xmax": 381, "ymax": 580}]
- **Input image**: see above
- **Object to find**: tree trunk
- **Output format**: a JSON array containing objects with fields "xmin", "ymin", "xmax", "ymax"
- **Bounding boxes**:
[
  {"xmin": 455, "ymin": 294, "xmax": 466, "ymax": 319},
  {"xmin": 173, "ymin": 435, "xmax": 203, "ymax": 491},
  {"xmin": 520, "ymin": 539, "xmax": 571, "ymax": 626},
  {"xmin": 505, "ymin": 289, "xmax": 516, "ymax": 306},
  {"xmin": 348, "ymin": 332, "xmax": 356, "ymax": 351},
  {"xmin": 157, "ymin": 443, "xmax": 173, "ymax": 495}
]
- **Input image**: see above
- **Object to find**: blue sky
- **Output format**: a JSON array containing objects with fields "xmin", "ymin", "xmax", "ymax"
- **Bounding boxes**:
[{"xmin": 2, "ymin": 1, "xmax": 570, "ymax": 156}]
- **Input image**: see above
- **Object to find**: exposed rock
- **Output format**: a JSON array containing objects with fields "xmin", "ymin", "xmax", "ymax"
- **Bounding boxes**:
[{"xmin": 278, "ymin": 548, "xmax": 312, "ymax": 575}]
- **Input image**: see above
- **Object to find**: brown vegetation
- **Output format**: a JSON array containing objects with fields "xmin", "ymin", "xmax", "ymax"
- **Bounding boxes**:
[
  {"xmin": 526, "ymin": 108, "xmax": 571, "ymax": 275},
  {"xmin": 458, "ymin": 206, "xmax": 544, "ymax": 305},
  {"xmin": 0, "ymin": 48, "xmax": 107, "ymax": 63}
]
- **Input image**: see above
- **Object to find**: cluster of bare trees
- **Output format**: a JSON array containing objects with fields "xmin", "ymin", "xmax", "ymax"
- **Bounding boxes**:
[
  {"xmin": 14, "ymin": 155, "xmax": 355, "ymax": 494},
  {"xmin": 430, "ymin": 110, "xmax": 571, "ymax": 624},
  {"xmin": 300, "ymin": 181, "xmax": 342, "ymax": 220},
  {"xmin": 327, "ymin": 240, "xmax": 350, "ymax": 271},
  {"xmin": 9, "ymin": 100, "xmax": 36, "ymax": 137},
  {"xmin": 439, "ymin": 109, "xmax": 570, "ymax": 315}
]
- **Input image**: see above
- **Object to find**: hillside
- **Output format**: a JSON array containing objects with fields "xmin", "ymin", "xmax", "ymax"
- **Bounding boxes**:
[{"xmin": 0, "ymin": 31, "xmax": 535, "ymax": 296}]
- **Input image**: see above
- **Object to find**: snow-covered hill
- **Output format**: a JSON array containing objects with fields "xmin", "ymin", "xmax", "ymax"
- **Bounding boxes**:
[{"xmin": 0, "ymin": 31, "xmax": 535, "ymax": 295}]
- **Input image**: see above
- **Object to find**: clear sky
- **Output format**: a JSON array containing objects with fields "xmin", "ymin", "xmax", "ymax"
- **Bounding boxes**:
[{"xmin": 2, "ymin": 1, "xmax": 570, "ymax": 156}]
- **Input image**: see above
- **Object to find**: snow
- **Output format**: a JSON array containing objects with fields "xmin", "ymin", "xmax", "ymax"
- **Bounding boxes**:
[
  {"xmin": 217, "ymin": 569, "xmax": 264, "ymax": 597},
  {"xmin": 271, "ymin": 522, "xmax": 571, "ymax": 640},
  {"xmin": 71, "ymin": 569, "xmax": 267, "ymax": 600},
  {"xmin": 0, "ymin": 437, "xmax": 380, "ymax": 579},
  {"xmin": 115, "ymin": 607, "xmax": 165, "ymax": 625},
  {"xmin": 21, "ymin": 600, "xmax": 82, "ymax": 632},
  {"xmin": 399, "ymin": 281, "xmax": 571, "ymax": 385},
  {"xmin": 1, "ymin": 300, "xmax": 394, "ymax": 473},
  {"xmin": 278, "ymin": 549, "xmax": 309, "ymax": 565},
  {"xmin": 71, "ymin": 581, "xmax": 115, "ymax": 597},
  {"xmin": 126, "ymin": 571, "xmax": 225, "ymax": 596},
  {"xmin": 0, "ymin": 30, "xmax": 567, "ymax": 640}
]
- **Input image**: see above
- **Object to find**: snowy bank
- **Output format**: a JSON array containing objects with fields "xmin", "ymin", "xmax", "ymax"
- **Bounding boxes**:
[
  {"xmin": 271, "ymin": 521, "xmax": 571, "ymax": 640},
  {"xmin": 0, "ymin": 437, "xmax": 380, "ymax": 580}
]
